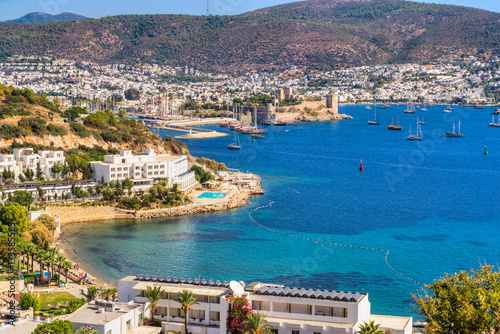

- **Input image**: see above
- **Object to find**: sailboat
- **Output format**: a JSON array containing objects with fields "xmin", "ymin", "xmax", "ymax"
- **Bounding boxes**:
[
  {"xmin": 443, "ymin": 105, "xmax": 453, "ymax": 113},
  {"xmin": 444, "ymin": 121, "xmax": 465, "ymax": 137},
  {"xmin": 242, "ymin": 107, "xmax": 266, "ymax": 134},
  {"xmin": 407, "ymin": 118, "xmax": 423, "ymax": 140},
  {"xmin": 488, "ymin": 115, "xmax": 500, "ymax": 127},
  {"xmin": 419, "ymin": 116, "xmax": 426, "ymax": 124},
  {"xmin": 368, "ymin": 109, "xmax": 379, "ymax": 125},
  {"xmin": 227, "ymin": 131, "xmax": 241, "ymax": 150},
  {"xmin": 387, "ymin": 116, "xmax": 402, "ymax": 130},
  {"xmin": 364, "ymin": 105, "xmax": 372, "ymax": 110},
  {"xmin": 404, "ymin": 101, "xmax": 415, "ymax": 114}
]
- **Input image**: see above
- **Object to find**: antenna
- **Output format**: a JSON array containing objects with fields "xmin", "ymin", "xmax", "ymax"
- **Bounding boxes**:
[{"xmin": 229, "ymin": 281, "xmax": 244, "ymax": 297}]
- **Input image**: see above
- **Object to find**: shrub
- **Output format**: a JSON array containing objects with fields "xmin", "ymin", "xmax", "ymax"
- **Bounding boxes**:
[
  {"xmin": 19, "ymin": 292, "xmax": 41, "ymax": 311},
  {"xmin": 0, "ymin": 124, "xmax": 25, "ymax": 139},
  {"xmin": 47, "ymin": 124, "xmax": 67, "ymax": 136},
  {"xmin": 70, "ymin": 122, "xmax": 93, "ymax": 138}
]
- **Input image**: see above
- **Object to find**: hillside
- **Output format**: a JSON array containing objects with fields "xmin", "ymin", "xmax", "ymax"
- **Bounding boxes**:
[
  {"xmin": 0, "ymin": 85, "xmax": 190, "ymax": 171},
  {"xmin": 0, "ymin": 0, "xmax": 499, "ymax": 72},
  {"xmin": 6, "ymin": 12, "xmax": 89, "ymax": 24}
]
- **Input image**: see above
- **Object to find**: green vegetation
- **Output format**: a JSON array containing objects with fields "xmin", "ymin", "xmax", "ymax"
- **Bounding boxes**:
[
  {"xmin": 413, "ymin": 264, "xmax": 500, "ymax": 333},
  {"xmin": 19, "ymin": 292, "xmax": 41, "ymax": 311},
  {"xmin": 146, "ymin": 285, "xmax": 166, "ymax": 318},
  {"xmin": 176, "ymin": 290, "xmax": 200, "ymax": 334},
  {"xmin": 0, "ymin": 2, "xmax": 498, "ymax": 72},
  {"xmin": 33, "ymin": 319, "xmax": 73, "ymax": 334},
  {"xmin": 196, "ymin": 157, "xmax": 227, "ymax": 171},
  {"xmin": 357, "ymin": 321, "xmax": 384, "ymax": 334}
]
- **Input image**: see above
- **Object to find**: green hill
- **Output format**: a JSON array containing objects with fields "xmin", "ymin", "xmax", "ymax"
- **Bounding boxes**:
[{"xmin": 0, "ymin": 0, "xmax": 498, "ymax": 72}]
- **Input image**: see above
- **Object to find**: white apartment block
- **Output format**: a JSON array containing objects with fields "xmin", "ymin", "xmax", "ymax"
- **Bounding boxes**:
[
  {"xmin": 118, "ymin": 275, "xmax": 412, "ymax": 334},
  {"xmin": 0, "ymin": 148, "xmax": 66, "ymax": 182},
  {"xmin": 91, "ymin": 148, "xmax": 197, "ymax": 192}
]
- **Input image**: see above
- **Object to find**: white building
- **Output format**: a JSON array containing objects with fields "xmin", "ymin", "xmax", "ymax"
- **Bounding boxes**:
[
  {"xmin": 66, "ymin": 300, "xmax": 160, "ymax": 334},
  {"xmin": 91, "ymin": 148, "xmax": 197, "ymax": 192},
  {"xmin": 118, "ymin": 275, "xmax": 412, "ymax": 334},
  {"xmin": 0, "ymin": 148, "xmax": 67, "ymax": 181}
]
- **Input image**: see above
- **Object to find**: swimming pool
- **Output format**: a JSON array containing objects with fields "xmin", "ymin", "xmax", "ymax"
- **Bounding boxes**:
[{"xmin": 197, "ymin": 192, "xmax": 226, "ymax": 199}]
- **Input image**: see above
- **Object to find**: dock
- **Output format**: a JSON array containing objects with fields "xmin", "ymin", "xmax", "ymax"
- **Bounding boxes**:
[{"xmin": 147, "ymin": 117, "xmax": 234, "ymax": 139}]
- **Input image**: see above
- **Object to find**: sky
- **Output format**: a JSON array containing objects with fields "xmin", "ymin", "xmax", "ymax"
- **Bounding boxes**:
[{"xmin": 0, "ymin": 0, "xmax": 499, "ymax": 21}]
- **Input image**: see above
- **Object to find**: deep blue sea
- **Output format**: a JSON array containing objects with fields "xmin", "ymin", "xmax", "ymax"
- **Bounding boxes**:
[{"xmin": 62, "ymin": 105, "xmax": 500, "ymax": 319}]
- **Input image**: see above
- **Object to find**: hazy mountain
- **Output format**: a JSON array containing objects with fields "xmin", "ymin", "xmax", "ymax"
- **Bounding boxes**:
[
  {"xmin": 6, "ymin": 12, "xmax": 88, "ymax": 24},
  {"xmin": 0, "ymin": 0, "xmax": 498, "ymax": 73}
]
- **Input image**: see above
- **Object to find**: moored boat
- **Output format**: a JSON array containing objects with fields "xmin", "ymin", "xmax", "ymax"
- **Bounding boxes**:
[{"xmin": 387, "ymin": 116, "xmax": 402, "ymax": 130}]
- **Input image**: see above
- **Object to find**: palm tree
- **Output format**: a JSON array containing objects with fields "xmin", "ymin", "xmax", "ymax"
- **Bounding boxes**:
[
  {"xmin": 176, "ymin": 289, "xmax": 199, "ymax": 334},
  {"xmin": 46, "ymin": 247, "xmax": 60, "ymax": 286},
  {"xmin": 44, "ymin": 252, "xmax": 56, "ymax": 287},
  {"xmin": 55, "ymin": 254, "xmax": 66, "ymax": 286},
  {"xmin": 239, "ymin": 312, "xmax": 273, "ymax": 334},
  {"xmin": 357, "ymin": 320, "xmax": 384, "ymax": 334},
  {"xmin": 145, "ymin": 285, "xmax": 166, "ymax": 319},
  {"xmin": 87, "ymin": 286, "xmax": 99, "ymax": 301},
  {"xmin": 25, "ymin": 243, "xmax": 38, "ymax": 273},
  {"xmin": 15, "ymin": 241, "xmax": 27, "ymax": 273},
  {"xmin": 62, "ymin": 260, "xmax": 73, "ymax": 284},
  {"xmin": 108, "ymin": 288, "xmax": 118, "ymax": 301}
]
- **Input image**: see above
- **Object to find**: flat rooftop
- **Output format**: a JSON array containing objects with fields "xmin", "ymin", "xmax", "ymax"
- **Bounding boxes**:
[
  {"xmin": 370, "ymin": 314, "xmax": 412, "ymax": 330},
  {"xmin": 66, "ymin": 301, "xmax": 140, "ymax": 325}
]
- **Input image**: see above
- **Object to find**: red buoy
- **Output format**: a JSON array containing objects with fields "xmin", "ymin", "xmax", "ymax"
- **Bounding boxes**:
[{"xmin": 359, "ymin": 159, "xmax": 364, "ymax": 171}]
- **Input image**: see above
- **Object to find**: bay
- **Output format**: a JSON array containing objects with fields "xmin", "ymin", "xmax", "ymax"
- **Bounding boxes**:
[{"xmin": 62, "ymin": 105, "xmax": 500, "ymax": 318}]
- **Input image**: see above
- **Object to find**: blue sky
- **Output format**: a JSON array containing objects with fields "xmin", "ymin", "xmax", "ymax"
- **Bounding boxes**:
[{"xmin": 0, "ymin": 0, "xmax": 499, "ymax": 21}]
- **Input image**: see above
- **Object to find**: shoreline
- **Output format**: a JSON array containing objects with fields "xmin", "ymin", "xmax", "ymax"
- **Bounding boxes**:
[
  {"xmin": 52, "ymin": 188, "xmax": 251, "ymax": 286},
  {"xmin": 47, "ymin": 188, "xmax": 250, "ymax": 226}
]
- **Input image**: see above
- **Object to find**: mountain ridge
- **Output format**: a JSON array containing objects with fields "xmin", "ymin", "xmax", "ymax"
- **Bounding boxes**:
[
  {"xmin": 0, "ymin": 0, "xmax": 499, "ymax": 73},
  {"xmin": 6, "ymin": 12, "xmax": 89, "ymax": 24}
]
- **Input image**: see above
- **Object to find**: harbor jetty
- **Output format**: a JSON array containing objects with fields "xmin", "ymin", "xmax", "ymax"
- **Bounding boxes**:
[{"xmin": 148, "ymin": 118, "xmax": 233, "ymax": 139}]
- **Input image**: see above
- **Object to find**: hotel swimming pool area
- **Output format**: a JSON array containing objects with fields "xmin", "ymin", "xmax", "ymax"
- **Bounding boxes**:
[{"xmin": 197, "ymin": 192, "xmax": 226, "ymax": 199}]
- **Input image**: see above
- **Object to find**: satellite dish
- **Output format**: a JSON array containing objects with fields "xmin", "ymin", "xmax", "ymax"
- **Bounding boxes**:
[{"xmin": 229, "ymin": 280, "xmax": 244, "ymax": 297}]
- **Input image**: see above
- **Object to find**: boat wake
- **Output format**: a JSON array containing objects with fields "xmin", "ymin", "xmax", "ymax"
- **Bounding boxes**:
[{"xmin": 248, "ymin": 198, "xmax": 424, "ymax": 287}]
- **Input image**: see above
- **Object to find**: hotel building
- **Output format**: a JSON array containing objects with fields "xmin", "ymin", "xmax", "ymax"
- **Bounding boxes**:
[
  {"xmin": 118, "ymin": 275, "xmax": 412, "ymax": 334},
  {"xmin": 91, "ymin": 148, "xmax": 197, "ymax": 192}
]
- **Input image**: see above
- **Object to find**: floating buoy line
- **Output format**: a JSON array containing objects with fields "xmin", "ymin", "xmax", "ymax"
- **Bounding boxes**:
[{"xmin": 248, "ymin": 198, "xmax": 425, "ymax": 287}]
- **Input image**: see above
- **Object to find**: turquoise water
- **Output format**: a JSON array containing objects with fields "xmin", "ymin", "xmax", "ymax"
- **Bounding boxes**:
[
  {"xmin": 63, "ymin": 105, "xmax": 500, "ymax": 319},
  {"xmin": 197, "ymin": 192, "xmax": 226, "ymax": 199}
]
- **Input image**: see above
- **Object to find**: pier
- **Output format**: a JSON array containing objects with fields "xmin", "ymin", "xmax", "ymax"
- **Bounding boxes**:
[{"xmin": 146, "ymin": 117, "xmax": 234, "ymax": 139}]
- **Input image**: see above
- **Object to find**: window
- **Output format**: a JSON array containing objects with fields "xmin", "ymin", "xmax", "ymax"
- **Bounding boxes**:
[
  {"xmin": 126, "ymin": 320, "xmax": 132, "ymax": 331},
  {"xmin": 313, "ymin": 332, "xmax": 321, "ymax": 334},
  {"xmin": 117, "ymin": 167, "xmax": 122, "ymax": 171},
  {"xmin": 148, "ymin": 165, "xmax": 152, "ymax": 169},
  {"xmin": 122, "ymin": 159, "xmax": 125, "ymax": 163},
  {"xmin": 292, "ymin": 331, "xmax": 300, "ymax": 334},
  {"xmin": 136, "ymin": 166, "xmax": 140, "ymax": 170},
  {"xmin": 343, "ymin": 308, "xmax": 348, "ymax": 318},
  {"xmin": 306, "ymin": 305, "xmax": 312, "ymax": 314},
  {"xmin": 111, "ymin": 174, "xmax": 115, "ymax": 178},
  {"xmin": 286, "ymin": 304, "xmax": 291, "ymax": 313},
  {"xmin": 154, "ymin": 165, "xmax": 158, "ymax": 169},
  {"xmin": 111, "ymin": 168, "xmax": 116, "ymax": 172},
  {"xmin": 271, "ymin": 329, "xmax": 278, "ymax": 334}
]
